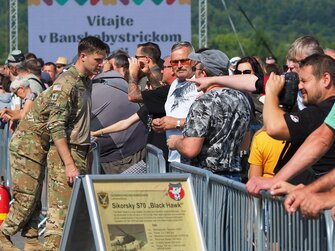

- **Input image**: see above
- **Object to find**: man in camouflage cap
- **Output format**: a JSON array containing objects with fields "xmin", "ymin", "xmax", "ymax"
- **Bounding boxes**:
[
  {"xmin": 0, "ymin": 36, "xmax": 107, "ymax": 251},
  {"xmin": 4, "ymin": 49, "xmax": 25, "ymax": 81}
]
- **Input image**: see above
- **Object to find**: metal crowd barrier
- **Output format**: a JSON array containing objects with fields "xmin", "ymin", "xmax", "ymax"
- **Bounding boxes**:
[
  {"xmin": 0, "ymin": 124, "xmax": 11, "ymax": 187},
  {"xmin": 0, "ymin": 127, "xmax": 101, "ymax": 236},
  {"xmin": 259, "ymin": 190, "xmax": 331, "ymax": 251},
  {"xmin": 2, "ymin": 133, "xmax": 334, "ymax": 250},
  {"xmin": 90, "ymin": 139, "xmax": 101, "ymax": 174},
  {"xmin": 169, "ymin": 161, "xmax": 335, "ymax": 251},
  {"xmin": 208, "ymin": 174, "xmax": 256, "ymax": 251},
  {"xmin": 89, "ymin": 141, "xmax": 157, "ymax": 175},
  {"xmin": 145, "ymin": 144, "xmax": 166, "ymax": 174}
]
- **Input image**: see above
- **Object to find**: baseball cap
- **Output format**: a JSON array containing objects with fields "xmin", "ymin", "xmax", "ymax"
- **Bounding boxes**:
[
  {"xmin": 55, "ymin": 56, "xmax": 68, "ymax": 66},
  {"xmin": 7, "ymin": 50, "xmax": 25, "ymax": 64},
  {"xmin": 10, "ymin": 76, "xmax": 30, "ymax": 93},
  {"xmin": 188, "ymin": 49, "xmax": 230, "ymax": 76}
]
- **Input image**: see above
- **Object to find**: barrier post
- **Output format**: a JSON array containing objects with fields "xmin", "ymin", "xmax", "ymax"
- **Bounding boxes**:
[
  {"xmin": 0, "ymin": 124, "xmax": 11, "ymax": 187},
  {"xmin": 253, "ymin": 197, "xmax": 264, "ymax": 251},
  {"xmin": 145, "ymin": 144, "xmax": 166, "ymax": 174},
  {"xmin": 325, "ymin": 210, "xmax": 335, "ymax": 251},
  {"xmin": 90, "ymin": 140, "xmax": 101, "ymax": 175}
]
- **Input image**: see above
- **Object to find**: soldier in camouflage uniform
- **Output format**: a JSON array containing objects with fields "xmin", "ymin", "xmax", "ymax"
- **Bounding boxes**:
[
  {"xmin": 0, "ymin": 85, "xmax": 49, "ymax": 251},
  {"xmin": 0, "ymin": 36, "xmax": 107, "ymax": 251}
]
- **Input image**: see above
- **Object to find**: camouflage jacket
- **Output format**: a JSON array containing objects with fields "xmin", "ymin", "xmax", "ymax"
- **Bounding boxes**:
[
  {"xmin": 183, "ymin": 88, "xmax": 251, "ymax": 172},
  {"xmin": 10, "ymin": 66, "xmax": 91, "ymax": 163}
]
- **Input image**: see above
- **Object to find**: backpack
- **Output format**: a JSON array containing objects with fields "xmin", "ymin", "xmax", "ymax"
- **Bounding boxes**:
[{"xmin": 28, "ymin": 76, "xmax": 46, "ymax": 91}]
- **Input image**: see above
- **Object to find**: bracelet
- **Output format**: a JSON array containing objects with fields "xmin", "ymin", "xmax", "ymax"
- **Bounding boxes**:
[{"xmin": 100, "ymin": 129, "xmax": 104, "ymax": 136}]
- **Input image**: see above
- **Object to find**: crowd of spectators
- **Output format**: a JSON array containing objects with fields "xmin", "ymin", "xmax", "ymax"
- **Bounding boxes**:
[{"xmin": 1, "ymin": 35, "xmax": 335, "ymax": 250}]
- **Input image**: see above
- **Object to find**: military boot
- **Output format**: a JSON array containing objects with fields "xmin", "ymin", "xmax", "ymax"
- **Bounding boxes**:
[
  {"xmin": 24, "ymin": 237, "xmax": 43, "ymax": 251},
  {"xmin": 0, "ymin": 231, "xmax": 20, "ymax": 251}
]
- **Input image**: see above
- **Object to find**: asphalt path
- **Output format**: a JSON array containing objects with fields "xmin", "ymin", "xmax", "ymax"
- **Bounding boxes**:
[
  {"xmin": 12, "ymin": 233, "xmax": 44, "ymax": 250},
  {"xmin": 6, "ymin": 176, "xmax": 47, "ymax": 250}
]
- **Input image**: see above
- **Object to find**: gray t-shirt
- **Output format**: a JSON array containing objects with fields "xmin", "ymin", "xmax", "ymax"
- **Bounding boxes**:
[
  {"xmin": 91, "ymin": 71, "xmax": 148, "ymax": 163},
  {"xmin": 27, "ymin": 74, "xmax": 44, "ymax": 95}
]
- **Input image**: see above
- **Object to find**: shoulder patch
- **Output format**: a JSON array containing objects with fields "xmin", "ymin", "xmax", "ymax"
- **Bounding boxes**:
[{"xmin": 52, "ymin": 85, "xmax": 62, "ymax": 91}]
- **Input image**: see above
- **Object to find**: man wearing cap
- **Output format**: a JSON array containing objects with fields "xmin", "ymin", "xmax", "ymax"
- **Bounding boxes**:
[
  {"xmin": 55, "ymin": 56, "xmax": 68, "ymax": 76},
  {"xmin": 4, "ymin": 49, "xmax": 25, "ymax": 81},
  {"xmin": 0, "ymin": 76, "xmax": 38, "ymax": 121},
  {"xmin": 2, "ymin": 50, "xmax": 26, "ymax": 130},
  {"xmin": 167, "ymin": 49, "xmax": 251, "ymax": 181}
]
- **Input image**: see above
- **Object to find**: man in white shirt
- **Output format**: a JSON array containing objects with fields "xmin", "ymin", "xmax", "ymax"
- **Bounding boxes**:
[{"xmin": 152, "ymin": 41, "xmax": 198, "ymax": 163}]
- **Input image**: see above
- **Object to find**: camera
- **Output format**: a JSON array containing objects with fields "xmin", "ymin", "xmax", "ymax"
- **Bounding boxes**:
[{"xmin": 279, "ymin": 72, "xmax": 299, "ymax": 111}]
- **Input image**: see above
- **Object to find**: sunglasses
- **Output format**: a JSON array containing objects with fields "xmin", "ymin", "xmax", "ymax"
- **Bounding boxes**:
[
  {"xmin": 170, "ymin": 58, "xmax": 191, "ymax": 67},
  {"xmin": 162, "ymin": 65, "xmax": 172, "ymax": 69},
  {"xmin": 56, "ymin": 65, "xmax": 66, "ymax": 69},
  {"xmin": 135, "ymin": 55, "xmax": 147, "ymax": 60},
  {"xmin": 234, "ymin": 69, "xmax": 252, "ymax": 75}
]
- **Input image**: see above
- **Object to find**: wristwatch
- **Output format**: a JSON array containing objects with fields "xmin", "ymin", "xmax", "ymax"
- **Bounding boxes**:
[{"xmin": 176, "ymin": 119, "xmax": 181, "ymax": 130}]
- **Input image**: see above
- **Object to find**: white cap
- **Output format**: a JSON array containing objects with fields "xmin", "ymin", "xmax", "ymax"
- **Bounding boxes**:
[
  {"xmin": 10, "ymin": 76, "xmax": 29, "ymax": 93},
  {"xmin": 229, "ymin": 56, "xmax": 241, "ymax": 66}
]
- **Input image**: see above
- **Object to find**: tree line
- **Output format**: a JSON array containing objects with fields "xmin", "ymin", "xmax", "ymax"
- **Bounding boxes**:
[{"xmin": 192, "ymin": 0, "xmax": 335, "ymax": 66}]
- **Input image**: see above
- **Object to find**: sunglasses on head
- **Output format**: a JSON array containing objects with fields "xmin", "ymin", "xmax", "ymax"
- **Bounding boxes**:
[
  {"xmin": 234, "ymin": 69, "xmax": 252, "ymax": 75},
  {"xmin": 170, "ymin": 58, "xmax": 191, "ymax": 67}
]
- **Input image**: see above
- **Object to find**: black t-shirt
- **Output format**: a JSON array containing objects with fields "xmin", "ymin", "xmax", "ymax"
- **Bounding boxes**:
[
  {"xmin": 140, "ymin": 85, "xmax": 170, "ymax": 160},
  {"xmin": 137, "ymin": 105, "xmax": 150, "ymax": 129},
  {"xmin": 141, "ymin": 85, "xmax": 170, "ymax": 116},
  {"xmin": 275, "ymin": 96, "xmax": 335, "ymax": 184},
  {"xmin": 254, "ymin": 72, "xmax": 264, "ymax": 94}
]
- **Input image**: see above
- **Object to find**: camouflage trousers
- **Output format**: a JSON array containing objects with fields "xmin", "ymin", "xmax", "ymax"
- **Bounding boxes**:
[
  {"xmin": 1, "ymin": 151, "xmax": 45, "ymax": 238},
  {"xmin": 44, "ymin": 145, "xmax": 88, "ymax": 251}
]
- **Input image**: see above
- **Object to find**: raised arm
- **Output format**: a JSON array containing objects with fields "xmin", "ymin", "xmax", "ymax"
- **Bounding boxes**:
[
  {"xmin": 263, "ymin": 73, "xmax": 290, "ymax": 140},
  {"xmin": 186, "ymin": 74, "xmax": 260, "ymax": 93},
  {"xmin": 128, "ymin": 57, "xmax": 143, "ymax": 102}
]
